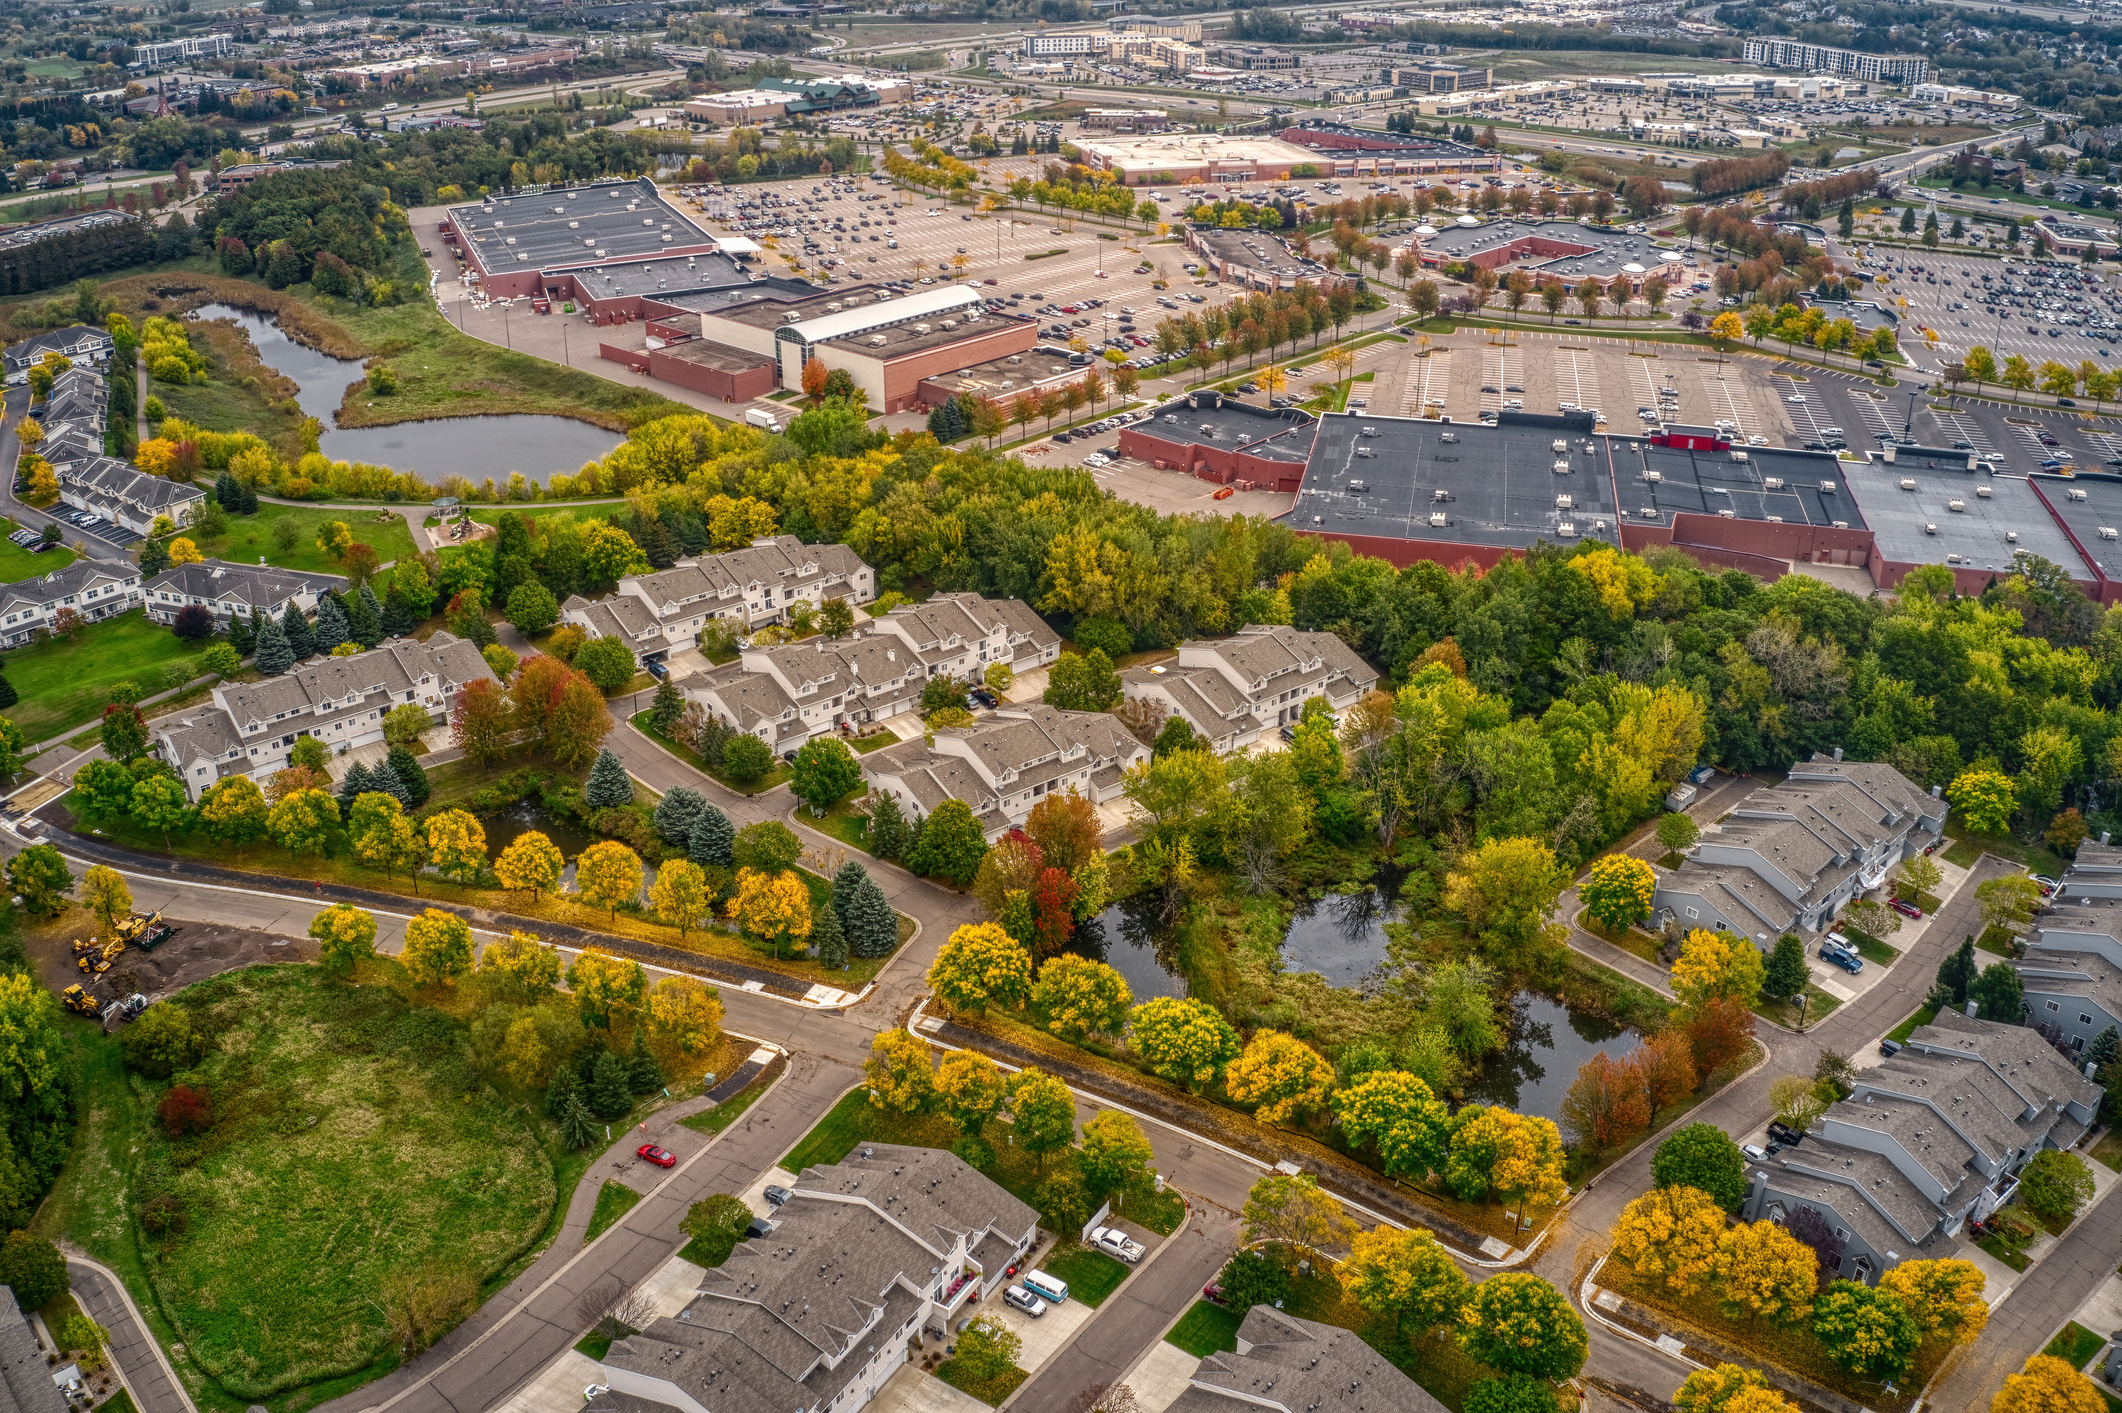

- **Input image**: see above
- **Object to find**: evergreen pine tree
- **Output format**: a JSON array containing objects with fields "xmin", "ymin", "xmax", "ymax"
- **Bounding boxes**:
[
  {"xmin": 311, "ymin": 593, "xmax": 350, "ymax": 655},
  {"xmin": 589, "ymin": 1050, "xmax": 633, "ymax": 1118},
  {"xmin": 367, "ymin": 759, "xmax": 411, "ymax": 807},
  {"xmin": 137, "ymin": 537, "xmax": 169, "ymax": 578},
  {"xmin": 382, "ymin": 581, "xmax": 416, "ymax": 638},
  {"xmin": 282, "ymin": 602, "xmax": 315, "ymax": 659},
  {"xmin": 649, "ymin": 680, "xmax": 684, "ymax": 734},
  {"xmin": 238, "ymin": 481, "xmax": 258, "ymax": 515},
  {"xmin": 654, "ymin": 786, "xmax": 706, "ymax": 845},
  {"xmin": 360, "ymin": 582, "xmax": 384, "ymax": 623},
  {"xmin": 845, "ymin": 875, "xmax": 898, "ymax": 959},
  {"xmin": 338, "ymin": 761, "xmax": 374, "ymax": 817},
  {"xmin": 546, "ymin": 1065, "xmax": 583, "ymax": 1118},
  {"xmin": 214, "ymin": 469, "xmax": 240, "ymax": 511},
  {"xmin": 813, "ymin": 897, "xmax": 848, "ymax": 970},
  {"xmin": 626, "ymin": 1025, "xmax": 663, "ymax": 1094},
  {"xmin": 1938, "ymin": 936, "xmax": 1980, "ymax": 1008},
  {"xmin": 689, "ymin": 804, "xmax": 735, "ymax": 866},
  {"xmin": 557, "ymin": 1093, "xmax": 600, "ymax": 1149},
  {"xmin": 228, "ymin": 607, "xmax": 256, "ymax": 656},
  {"xmin": 832, "ymin": 859, "xmax": 869, "ymax": 934},
  {"xmin": 2089, "ymin": 1025, "xmax": 2122, "ymax": 1077},
  {"xmin": 388, "ymin": 745, "xmax": 430, "ymax": 808},
  {"xmin": 0, "ymin": 668, "xmax": 15, "ymax": 711},
  {"xmin": 254, "ymin": 613, "xmax": 294, "ymax": 675},
  {"xmin": 865, "ymin": 793, "xmax": 910, "ymax": 860},
  {"xmin": 346, "ymin": 587, "xmax": 383, "ymax": 649},
  {"xmin": 586, "ymin": 748, "xmax": 633, "ymax": 808}
]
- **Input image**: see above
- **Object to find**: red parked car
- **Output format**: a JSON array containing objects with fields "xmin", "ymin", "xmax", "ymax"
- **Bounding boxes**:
[
  {"xmin": 1889, "ymin": 898, "xmax": 1924, "ymax": 920},
  {"xmin": 637, "ymin": 1143, "xmax": 677, "ymax": 1168}
]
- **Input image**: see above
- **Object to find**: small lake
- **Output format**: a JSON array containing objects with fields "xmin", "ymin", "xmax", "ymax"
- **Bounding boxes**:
[
  {"xmin": 1280, "ymin": 884, "xmax": 1398, "ymax": 989},
  {"xmin": 189, "ymin": 303, "xmax": 623, "ymax": 483},
  {"xmin": 480, "ymin": 801, "xmax": 598, "ymax": 891},
  {"xmin": 1463, "ymin": 992, "xmax": 1642, "ymax": 1122},
  {"xmin": 1066, "ymin": 894, "xmax": 1189, "ymax": 1001}
]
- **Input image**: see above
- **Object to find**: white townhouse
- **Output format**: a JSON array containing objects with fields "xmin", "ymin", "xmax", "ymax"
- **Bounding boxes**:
[
  {"xmin": 143, "ymin": 560, "xmax": 343, "ymax": 629},
  {"xmin": 36, "ymin": 365, "xmax": 109, "ymax": 469},
  {"xmin": 863, "ymin": 703, "xmax": 1148, "ymax": 839},
  {"xmin": 0, "ymin": 560, "xmax": 141, "ymax": 648},
  {"xmin": 150, "ymin": 631, "xmax": 495, "ymax": 800},
  {"xmin": 1119, "ymin": 623, "xmax": 1378, "ymax": 754},
  {"xmin": 4, "ymin": 325, "xmax": 115, "ymax": 384},
  {"xmin": 59, "ymin": 455, "xmax": 205, "ymax": 537},
  {"xmin": 561, "ymin": 534, "xmax": 875, "ymax": 659},
  {"xmin": 590, "ymin": 1145, "xmax": 1037, "ymax": 1413},
  {"xmin": 688, "ymin": 593, "xmax": 1061, "ymax": 753},
  {"xmin": 1652, "ymin": 753, "xmax": 1948, "ymax": 942}
]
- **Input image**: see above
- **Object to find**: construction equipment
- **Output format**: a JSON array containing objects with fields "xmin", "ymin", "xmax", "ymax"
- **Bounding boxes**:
[
  {"xmin": 76, "ymin": 937, "xmax": 123, "ymax": 974},
  {"xmin": 114, "ymin": 911, "xmax": 174, "ymax": 951},
  {"xmin": 59, "ymin": 985, "xmax": 101, "ymax": 1018},
  {"xmin": 110, "ymin": 993, "xmax": 147, "ymax": 1023}
]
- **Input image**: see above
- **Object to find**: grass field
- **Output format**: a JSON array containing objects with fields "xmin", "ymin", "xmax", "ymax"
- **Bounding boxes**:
[
  {"xmin": 1037, "ymin": 1244, "xmax": 1129, "ymax": 1307},
  {"xmin": 0, "ymin": 535, "xmax": 71, "ymax": 582},
  {"xmin": 180, "ymin": 505, "xmax": 419, "ymax": 575},
  {"xmin": 586, "ymin": 1180, "xmax": 643, "ymax": 1245},
  {"xmin": 5, "ymin": 608, "xmax": 223, "ymax": 743},
  {"xmin": 469, "ymin": 503, "xmax": 625, "ymax": 530},
  {"xmin": 1887, "ymin": 1004, "xmax": 1937, "ymax": 1045},
  {"xmin": 679, "ymin": 1057, "xmax": 783, "ymax": 1136},
  {"xmin": 1167, "ymin": 1301, "xmax": 1243, "ymax": 1357}
]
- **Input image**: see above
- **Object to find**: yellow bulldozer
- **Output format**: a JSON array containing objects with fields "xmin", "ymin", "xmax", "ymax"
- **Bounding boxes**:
[
  {"xmin": 113, "ymin": 910, "xmax": 174, "ymax": 950},
  {"xmin": 76, "ymin": 937, "xmax": 123, "ymax": 974},
  {"xmin": 60, "ymin": 985, "xmax": 101, "ymax": 1018}
]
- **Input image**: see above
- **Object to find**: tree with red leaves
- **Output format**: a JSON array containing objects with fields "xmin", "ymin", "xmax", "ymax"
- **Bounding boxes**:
[
  {"xmin": 1031, "ymin": 867, "xmax": 1080, "ymax": 957},
  {"xmin": 1637, "ymin": 1028, "xmax": 1699, "ymax": 1119},
  {"xmin": 159, "ymin": 1084, "xmax": 212, "ymax": 1137},
  {"xmin": 450, "ymin": 677, "xmax": 511, "ymax": 767},
  {"xmin": 1684, "ymin": 997, "xmax": 1756, "ymax": 1080},
  {"xmin": 1558, "ymin": 1051, "xmax": 1649, "ymax": 1153}
]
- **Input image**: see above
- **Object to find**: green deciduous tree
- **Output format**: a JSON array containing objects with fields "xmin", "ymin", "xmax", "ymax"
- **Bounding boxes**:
[
  {"xmin": 1652, "ymin": 1122, "xmax": 1748, "ymax": 1212},
  {"xmin": 1459, "ymin": 1273, "xmax": 1588, "ymax": 1381},
  {"xmin": 1812, "ymin": 1280, "xmax": 1919, "ymax": 1383}
]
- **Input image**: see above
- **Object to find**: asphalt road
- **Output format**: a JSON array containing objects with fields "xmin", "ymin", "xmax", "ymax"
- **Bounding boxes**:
[{"xmin": 67, "ymin": 1256, "xmax": 194, "ymax": 1413}]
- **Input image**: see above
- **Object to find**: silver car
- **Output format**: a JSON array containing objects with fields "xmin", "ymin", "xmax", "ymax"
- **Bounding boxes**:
[{"xmin": 1003, "ymin": 1286, "xmax": 1046, "ymax": 1317}]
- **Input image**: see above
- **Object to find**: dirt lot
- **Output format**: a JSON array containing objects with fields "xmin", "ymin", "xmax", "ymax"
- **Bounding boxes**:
[{"xmin": 24, "ymin": 916, "xmax": 315, "ymax": 1023}]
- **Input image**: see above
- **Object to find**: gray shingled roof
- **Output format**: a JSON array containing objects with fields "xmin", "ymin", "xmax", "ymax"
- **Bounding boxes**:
[{"xmin": 1177, "ymin": 1307, "xmax": 1445, "ymax": 1413}]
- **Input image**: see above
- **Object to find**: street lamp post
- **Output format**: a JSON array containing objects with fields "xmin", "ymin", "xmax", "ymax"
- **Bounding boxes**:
[{"xmin": 1904, "ymin": 381, "xmax": 1927, "ymax": 440}]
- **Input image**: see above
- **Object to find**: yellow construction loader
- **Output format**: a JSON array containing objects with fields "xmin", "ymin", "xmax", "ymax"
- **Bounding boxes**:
[
  {"xmin": 76, "ymin": 937, "xmax": 123, "ymax": 974},
  {"xmin": 59, "ymin": 985, "xmax": 101, "ymax": 1018}
]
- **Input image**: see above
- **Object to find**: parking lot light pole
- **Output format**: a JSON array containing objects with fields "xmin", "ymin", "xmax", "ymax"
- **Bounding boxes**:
[{"xmin": 1904, "ymin": 382, "xmax": 1927, "ymax": 440}]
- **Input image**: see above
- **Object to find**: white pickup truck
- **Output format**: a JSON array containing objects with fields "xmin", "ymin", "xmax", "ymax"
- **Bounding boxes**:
[{"xmin": 1089, "ymin": 1227, "xmax": 1144, "ymax": 1264}]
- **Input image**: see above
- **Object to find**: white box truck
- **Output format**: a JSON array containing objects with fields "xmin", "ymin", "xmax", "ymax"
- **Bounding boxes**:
[{"xmin": 745, "ymin": 408, "xmax": 782, "ymax": 433}]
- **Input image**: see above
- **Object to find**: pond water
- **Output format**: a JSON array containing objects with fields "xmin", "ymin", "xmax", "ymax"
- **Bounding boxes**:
[
  {"xmin": 479, "ymin": 801, "xmax": 598, "ymax": 890},
  {"xmin": 188, "ymin": 303, "xmax": 624, "ymax": 483},
  {"xmin": 1463, "ymin": 992, "xmax": 1642, "ymax": 1122},
  {"xmin": 1280, "ymin": 885, "xmax": 1398, "ymax": 990},
  {"xmin": 1066, "ymin": 894, "xmax": 1189, "ymax": 1001}
]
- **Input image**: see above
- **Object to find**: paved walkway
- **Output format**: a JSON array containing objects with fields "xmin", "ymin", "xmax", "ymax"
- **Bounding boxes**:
[{"xmin": 65, "ymin": 1253, "xmax": 194, "ymax": 1413}]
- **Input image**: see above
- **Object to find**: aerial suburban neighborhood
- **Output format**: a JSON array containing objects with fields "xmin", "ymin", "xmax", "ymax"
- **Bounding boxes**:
[{"xmin": 8, "ymin": 4, "xmax": 2122, "ymax": 1413}]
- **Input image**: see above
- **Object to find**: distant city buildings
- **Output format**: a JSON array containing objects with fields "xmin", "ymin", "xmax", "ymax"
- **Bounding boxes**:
[{"xmin": 1740, "ymin": 38, "xmax": 1928, "ymax": 84}]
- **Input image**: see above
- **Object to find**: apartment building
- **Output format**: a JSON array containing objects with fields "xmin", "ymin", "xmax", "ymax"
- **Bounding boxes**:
[
  {"xmin": 58, "ymin": 455, "xmax": 205, "ymax": 537},
  {"xmin": 143, "ymin": 560, "xmax": 343, "ymax": 629},
  {"xmin": 39, "ymin": 366, "xmax": 110, "ymax": 470},
  {"xmin": 1651, "ymin": 755, "xmax": 1946, "ymax": 941},
  {"xmin": 562, "ymin": 536, "xmax": 875, "ymax": 660},
  {"xmin": 1739, "ymin": 38, "xmax": 1928, "ymax": 84},
  {"xmin": 0, "ymin": 561, "xmax": 142, "ymax": 648},
  {"xmin": 1182, "ymin": 1308, "xmax": 1446, "ymax": 1413},
  {"xmin": 1391, "ymin": 61, "xmax": 1491, "ymax": 93},
  {"xmin": 688, "ymin": 593, "xmax": 1059, "ymax": 752},
  {"xmin": 151, "ymin": 632, "xmax": 496, "ymax": 800},
  {"xmin": 591, "ymin": 1145, "xmax": 1035, "ymax": 1413},
  {"xmin": 1741, "ymin": 1010, "xmax": 2097, "ymax": 1284},
  {"xmin": 130, "ymin": 33, "xmax": 233, "ymax": 67},
  {"xmin": 2009, "ymin": 842, "xmax": 2122, "ymax": 1053},
  {"xmin": 862, "ymin": 702, "xmax": 1148, "ymax": 838},
  {"xmin": 1118, "ymin": 624, "xmax": 1378, "ymax": 754},
  {"xmin": 3, "ymin": 324, "xmax": 114, "ymax": 383}
]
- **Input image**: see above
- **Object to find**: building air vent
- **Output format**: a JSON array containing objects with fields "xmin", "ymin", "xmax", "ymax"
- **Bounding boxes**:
[
  {"xmin": 1948, "ymin": 499, "xmax": 1966, "ymax": 512},
  {"xmin": 1763, "ymin": 476, "xmax": 1784, "ymax": 490},
  {"xmin": 1900, "ymin": 478, "xmax": 1917, "ymax": 491},
  {"xmin": 1976, "ymin": 484, "xmax": 1992, "ymax": 497},
  {"xmin": 2070, "ymin": 488, "xmax": 2091, "ymax": 501}
]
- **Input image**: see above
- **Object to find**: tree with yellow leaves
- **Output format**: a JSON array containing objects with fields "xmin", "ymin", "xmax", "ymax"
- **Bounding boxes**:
[
  {"xmin": 167, "ymin": 536, "xmax": 202, "ymax": 566},
  {"xmin": 935, "ymin": 1048, "xmax": 1008, "ymax": 1139},
  {"xmin": 1878, "ymin": 1258, "xmax": 1988, "ymax": 1347},
  {"xmin": 1224, "ymin": 1030, "xmax": 1336, "ymax": 1127},
  {"xmin": 316, "ymin": 520, "xmax": 354, "ymax": 560},
  {"xmin": 308, "ymin": 903, "xmax": 378, "ymax": 975},
  {"xmin": 350, "ymin": 792, "xmax": 426, "ymax": 888},
  {"xmin": 1241, "ymin": 1173, "xmax": 1358, "ymax": 1269},
  {"xmin": 576, "ymin": 840, "xmax": 644, "ymax": 919},
  {"xmin": 646, "ymin": 975, "xmax": 722, "ymax": 1054},
  {"xmin": 1612, "ymin": 1184, "xmax": 1726, "ymax": 1293},
  {"xmin": 1442, "ymin": 836, "xmax": 1569, "ymax": 971},
  {"xmin": 423, "ymin": 808, "xmax": 487, "ymax": 886},
  {"xmin": 1446, "ymin": 1107, "xmax": 1568, "ymax": 1210},
  {"xmin": 865, "ymin": 1027, "xmax": 935, "ymax": 1115},
  {"xmin": 567, "ymin": 946, "xmax": 647, "ymax": 1027},
  {"xmin": 1339, "ymin": 1226, "xmax": 1470, "ymax": 1338},
  {"xmin": 926, "ymin": 921, "xmax": 1033, "ymax": 1016},
  {"xmin": 649, "ymin": 858, "xmax": 712, "ymax": 937},
  {"xmin": 1675, "ymin": 1365, "xmax": 1792, "ymax": 1413},
  {"xmin": 1712, "ymin": 1219, "xmax": 1818, "ymax": 1325},
  {"xmin": 1990, "ymin": 1354, "xmax": 2106, "ymax": 1413},
  {"xmin": 1671, "ymin": 929, "xmax": 1767, "ymax": 1008},
  {"xmin": 498, "ymin": 1015, "xmax": 552, "ymax": 1089},
  {"xmin": 401, "ymin": 908, "xmax": 473, "ymax": 987},
  {"xmin": 1568, "ymin": 545, "xmax": 1660, "ymax": 619},
  {"xmin": 728, "ymin": 867, "xmax": 811, "ymax": 958},
  {"xmin": 479, "ymin": 930, "xmax": 561, "ymax": 999},
  {"xmin": 495, "ymin": 829, "xmax": 565, "ymax": 905}
]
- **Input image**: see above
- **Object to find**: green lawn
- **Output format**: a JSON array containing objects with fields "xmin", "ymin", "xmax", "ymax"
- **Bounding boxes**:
[
  {"xmin": 1844, "ymin": 929, "xmax": 1902, "ymax": 966},
  {"xmin": 1754, "ymin": 981, "xmax": 1842, "ymax": 1030},
  {"xmin": 3, "ymin": 608, "xmax": 224, "ymax": 743},
  {"xmin": 182, "ymin": 505, "xmax": 418, "ymax": 575},
  {"xmin": 680, "ymin": 1059, "xmax": 782, "ymax": 1136},
  {"xmin": 0, "ymin": 535, "xmax": 72, "ymax": 582},
  {"xmin": 1038, "ymin": 1244, "xmax": 1129, "ymax": 1307},
  {"xmin": 2046, "ymin": 1321, "xmax": 2105, "ymax": 1371},
  {"xmin": 1167, "ymin": 1301, "xmax": 1243, "ymax": 1357},
  {"xmin": 1978, "ymin": 924, "xmax": 2018, "ymax": 957},
  {"xmin": 782, "ymin": 1086, "xmax": 872, "ymax": 1174},
  {"xmin": 1888, "ymin": 1005, "xmax": 1938, "ymax": 1045},
  {"xmin": 470, "ymin": 503, "xmax": 625, "ymax": 529},
  {"xmin": 630, "ymin": 711, "xmax": 792, "ymax": 795},
  {"xmin": 585, "ymin": 1180, "xmax": 643, "ymax": 1245},
  {"xmin": 934, "ymin": 1360, "xmax": 1027, "ymax": 1407}
]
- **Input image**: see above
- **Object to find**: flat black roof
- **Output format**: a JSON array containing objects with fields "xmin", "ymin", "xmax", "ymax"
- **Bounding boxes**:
[
  {"xmin": 1293, "ymin": 412, "xmax": 1623, "ymax": 549},
  {"xmin": 449, "ymin": 179, "xmax": 716, "ymax": 274},
  {"xmin": 1138, "ymin": 399, "xmax": 1317, "ymax": 461},
  {"xmin": 2030, "ymin": 472, "xmax": 2122, "ymax": 581},
  {"xmin": 1614, "ymin": 442, "xmax": 1862, "ymax": 530}
]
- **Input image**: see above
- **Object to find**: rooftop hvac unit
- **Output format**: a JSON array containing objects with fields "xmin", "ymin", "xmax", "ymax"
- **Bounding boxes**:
[
  {"xmin": 505, "ymin": 237, "xmax": 516, "ymax": 245},
  {"xmin": 569, "ymin": 221, "xmax": 579, "ymax": 229},
  {"xmin": 828, "ymin": 302, "xmax": 844, "ymax": 312},
  {"xmin": 1645, "ymin": 470, "xmax": 1663, "ymax": 484},
  {"xmin": 1833, "ymin": 520, "xmax": 1849, "ymax": 529},
  {"xmin": 1556, "ymin": 494, "xmax": 1574, "ymax": 510},
  {"xmin": 940, "ymin": 319, "xmax": 958, "ymax": 330},
  {"xmin": 1764, "ymin": 476, "xmax": 1784, "ymax": 490},
  {"xmin": 1361, "ymin": 425, "xmax": 1379, "ymax": 436},
  {"xmin": 1947, "ymin": 552, "xmax": 1964, "ymax": 564},
  {"xmin": 1719, "ymin": 508, "xmax": 1737, "ymax": 519},
  {"xmin": 1924, "ymin": 523, "xmax": 1939, "ymax": 535},
  {"xmin": 1900, "ymin": 478, "xmax": 1917, "ymax": 491},
  {"xmin": 1766, "ymin": 515, "xmax": 1784, "ymax": 523},
  {"xmin": 2007, "ymin": 530, "xmax": 2020, "ymax": 542},
  {"xmin": 1557, "ymin": 522, "xmax": 1577, "ymax": 538},
  {"xmin": 784, "ymin": 312, "xmax": 803, "ymax": 322},
  {"xmin": 662, "ymin": 235, "xmax": 673, "ymax": 243},
  {"xmin": 1820, "ymin": 480, "xmax": 1838, "ymax": 493},
  {"xmin": 914, "ymin": 323, "xmax": 931, "ymax": 333},
  {"xmin": 1553, "ymin": 460, "xmax": 1571, "ymax": 474},
  {"xmin": 1349, "ymin": 480, "xmax": 1368, "ymax": 492},
  {"xmin": 1428, "ymin": 512, "xmax": 1449, "ymax": 527},
  {"xmin": 2102, "ymin": 527, "xmax": 2120, "ymax": 540},
  {"xmin": 2071, "ymin": 488, "xmax": 2091, "ymax": 501},
  {"xmin": 1354, "ymin": 446, "xmax": 1376, "ymax": 458},
  {"xmin": 1006, "ymin": 355, "xmax": 1023, "ymax": 365},
  {"xmin": 1639, "ymin": 507, "xmax": 1659, "ymax": 519},
  {"xmin": 1976, "ymin": 485, "xmax": 1992, "ymax": 497},
  {"xmin": 1433, "ymin": 488, "xmax": 1452, "ymax": 502},
  {"xmin": 554, "ymin": 207, "xmax": 566, "ymax": 214},
  {"xmin": 869, "ymin": 335, "xmax": 887, "ymax": 346},
  {"xmin": 1553, "ymin": 438, "xmax": 1569, "ymax": 453},
  {"xmin": 1949, "ymin": 499, "xmax": 1967, "ymax": 511}
]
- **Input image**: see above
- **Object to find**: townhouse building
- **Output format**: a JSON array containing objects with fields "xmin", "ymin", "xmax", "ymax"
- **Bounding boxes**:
[
  {"xmin": 1741, "ymin": 1010, "xmax": 2097, "ymax": 1284},
  {"xmin": 58, "ymin": 456, "xmax": 205, "ymax": 537},
  {"xmin": 687, "ymin": 593, "xmax": 1060, "ymax": 753},
  {"xmin": 561, "ymin": 535, "xmax": 875, "ymax": 660},
  {"xmin": 0, "ymin": 560, "xmax": 142, "ymax": 648},
  {"xmin": 590, "ymin": 1145, "xmax": 1035, "ymax": 1413},
  {"xmin": 1181, "ymin": 1308, "xmax": 1446, "ymax": 1413},
  {"xmin": 1118, "ymin": 624, "xmax": 1377, "ymax": 754},
  {"xmin": 38, "ymin": 366, "xmax": 110, "ymax": 470},
  {"xmin": 4, "ymin": 324, "xmax": 114, "ymax": 384},
  {"xmin": 0, "ymin": 1287, "xmax": 67, "ymax": 1413},
  {"xmin": 151, "ymin": 632, "xmax": 495, "ymax": 800},
  {"xmin": 1651, "ymin": 755, "xmax": 1946, "ymax": 941},
  {"xmin": 863, "ymin": 702, "xmax": 1148, "ymax": 839},
  {"xmin": 2013, "ymin": 843, "xmax": 2122, "ymax": 1053},
  {"xmin": 143, "ymin": 560, "xmax": 343, "ymax": 629}
]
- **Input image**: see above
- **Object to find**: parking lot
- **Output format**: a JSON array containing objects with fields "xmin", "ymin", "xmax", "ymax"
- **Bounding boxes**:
[
  {"xmin": 46, "ymin": 505, "xmax": 140, "ymax": 549},
  {"xmin": 1865, "ymin": 245, "xmax": 2122, "ymax": 378}
]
